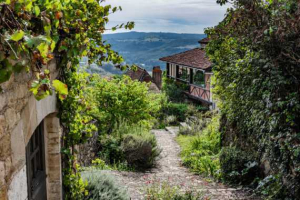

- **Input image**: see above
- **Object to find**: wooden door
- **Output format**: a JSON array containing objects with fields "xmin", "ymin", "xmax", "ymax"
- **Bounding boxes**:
[{"xmin": 26, "ymin": 122, "xmax": 47, "ymax": 200}]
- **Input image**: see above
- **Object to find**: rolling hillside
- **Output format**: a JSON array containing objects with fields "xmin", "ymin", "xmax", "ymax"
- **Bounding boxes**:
[{"xmin": 87, "ymin": 32, "xmax": 206, "ymax": 75}]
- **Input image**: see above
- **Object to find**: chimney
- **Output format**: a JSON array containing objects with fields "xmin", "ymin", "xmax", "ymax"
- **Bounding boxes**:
[
  {"xmin": 198, "ymin": 38, "xmax": 210, "ymax": 49},
  {"xmin": 152, "ymin": 66, "xmax": 162, "ymax": 90}
]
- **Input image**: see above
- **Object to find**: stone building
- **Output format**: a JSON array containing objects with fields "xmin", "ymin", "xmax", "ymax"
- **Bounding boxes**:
[{"xmin": 0, "ymin": 61, "xmax": 63, "ymax": 200}]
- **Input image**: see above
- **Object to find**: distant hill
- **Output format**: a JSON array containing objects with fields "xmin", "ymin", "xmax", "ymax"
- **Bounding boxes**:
[{"xmin": 87, "ymin": 32, "xmax": 205, "ymax": 75}]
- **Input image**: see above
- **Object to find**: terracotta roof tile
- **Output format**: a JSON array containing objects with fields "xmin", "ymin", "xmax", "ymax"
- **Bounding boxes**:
[
  {"xmin": 198, "ymin": 37, "xmax": 210, "ymax": 44},
  {"xmin": 125, "ymin": 66, "xmax": 152, "ymax": 82},
  {"xmin": 159, "ymin": 48, "xmax": 211, "ymax": 70}
]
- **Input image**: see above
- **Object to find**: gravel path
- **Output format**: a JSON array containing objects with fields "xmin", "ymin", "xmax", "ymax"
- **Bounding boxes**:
[{"xmin": 110, "ymin": 129, "xmax": 259, "ymax": 200}]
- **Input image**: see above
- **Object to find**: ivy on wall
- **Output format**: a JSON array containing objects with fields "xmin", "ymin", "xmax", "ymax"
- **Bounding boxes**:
[
  {"xmin": 0, "ymin": 0, "xmax": 133, "ymax": 98},
  {"xmin": 0, "ymin": 0, "xmax": 134, "ymax": 198},
  {"xmin": 205, "ymin": 0, "xmax": 300, "ymax": 198}
]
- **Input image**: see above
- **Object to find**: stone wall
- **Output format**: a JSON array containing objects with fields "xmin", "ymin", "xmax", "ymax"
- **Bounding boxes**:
[
  {"xmin": 77, "ymin": 131, "xmax": 99, "ymax": 167},
  {"xmin": 0, "ymin": 61, "xmax": 63, "ymax": 200}
]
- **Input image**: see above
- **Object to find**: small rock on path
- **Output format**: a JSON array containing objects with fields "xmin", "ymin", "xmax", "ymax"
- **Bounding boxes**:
[{"xmin": 110, "ymin": 129, "xmax": 259, "ymax": 200}]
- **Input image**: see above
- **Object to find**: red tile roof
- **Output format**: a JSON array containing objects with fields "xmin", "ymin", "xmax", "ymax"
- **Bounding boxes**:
[
  {"xmin": 159, "ymin": 48, "xmax": 211, "ymax": 70},
  {"xmin": 125, "ymin": 66, "xmax": 152, "ymax": 82},
  {"xmin": 198, "ymin": 37, "xmax": 210, "ymax": 44}
]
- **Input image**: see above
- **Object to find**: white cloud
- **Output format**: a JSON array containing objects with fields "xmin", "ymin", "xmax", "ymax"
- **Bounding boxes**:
[{"xmin": 103, "ymin": 0, "xmax": 230, "ymax": 34}]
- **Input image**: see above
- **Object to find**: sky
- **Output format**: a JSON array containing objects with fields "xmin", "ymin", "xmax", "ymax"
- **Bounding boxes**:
[{"xmin": 104, "ymin": 0, "xmax": 230, "ymax": 34}]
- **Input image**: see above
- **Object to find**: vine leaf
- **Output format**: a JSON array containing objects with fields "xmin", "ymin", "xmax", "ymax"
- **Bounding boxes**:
[
  {"xmin": 34, "ymin": 5, "xmax": 40, "ymax": 16},
  {"xmin": 10, "ymin": 30, "xmax": 25, "ymax": 42},
  {"xmin": 37, "ymin": 42, "xmax": 49, "ymax": 58},
  {"xmin": 52, "ymin": 79, "xmax": 68, "ymax": 100}
]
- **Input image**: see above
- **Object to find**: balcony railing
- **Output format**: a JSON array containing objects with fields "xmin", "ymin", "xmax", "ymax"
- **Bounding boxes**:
[{"xmin": 188, "ymin": 84, "xmax": 212, "ymax": 104}]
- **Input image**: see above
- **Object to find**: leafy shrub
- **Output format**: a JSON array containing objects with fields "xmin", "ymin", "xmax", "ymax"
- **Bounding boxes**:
[
  {"xmin": 98, "ymin": 121, "xmax": 161, "ymax": 170},
  {"xmin": 206, "ymin": 1, "xmax": 300, "ymax": 198},
  {"xmin": 220, "ymin": 147, "xmax": 259, "ymax": 184},
  {"xmin": 145, "ymin": 180, "xmax": 204, "ymax": 200},
  {"xmin": 163, "ymin": 103, "xmax": 189, "ymax": 122},
  {"xmin": 121, "ymin": 130, "xmax": 161, "ymax": 169},
  {"xmin": 162, "ymin": 76, "xmax": 188, "ymax": 102},
  {"xmin": 179, "ymin": 113, "xmax": 211, "ymax": 136},
  {"xmin": 81, "ymin": 170, "xmax": 129, "ymax": 200},
  {"xmin": 98, "ymin": 134, "xmax": 124, "ymax": 164},
  {"xmin": 91, "ymin": 75, "xmax": 161, "ymax": 134},
  {"xmin": 177, "ymin": 115, "xmax": 221, "ymax": 179},
  {"xmin": 256, "ymin": 175, "xmax": 285, "ymax": 199}
]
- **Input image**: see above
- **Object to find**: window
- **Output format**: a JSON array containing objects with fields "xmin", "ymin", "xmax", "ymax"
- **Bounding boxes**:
[
  {"xmin": 193, "ymin": 70, "xmax": 205, "ymax": 87},
  {"xmin": 166, "ymin": 63, "xmax": 170, "ymax": 76},
  {"xmin": 177, "ymin": 66, "xmax": 189, "ymax": 82},
  {"xmin": 169, "ymin": 64, "xmax": 176, "ymax": 78},
  {"xmin": 26, "ymin": 122, "xmax": 47, "ymax": 200}
]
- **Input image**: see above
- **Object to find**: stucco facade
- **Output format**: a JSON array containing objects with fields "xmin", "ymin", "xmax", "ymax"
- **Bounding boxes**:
[{"xmin": 0, "ymin": 61, "xmax": 62, "ymax": 200}]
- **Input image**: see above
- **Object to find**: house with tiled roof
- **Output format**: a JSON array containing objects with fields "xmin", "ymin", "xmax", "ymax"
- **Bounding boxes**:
[
  {"xmin": 125, "ymin": 66, "xmax": 162, "ymax": 92},
  {"xmin": 159, "ymin": 38, "xmax": 215, "ymax": 109}
]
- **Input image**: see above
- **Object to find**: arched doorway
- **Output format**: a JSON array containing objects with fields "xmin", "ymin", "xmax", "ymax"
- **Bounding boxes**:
[{"xmin": 26, "ymin": 121, "xmax": 47, "ymax": 200}]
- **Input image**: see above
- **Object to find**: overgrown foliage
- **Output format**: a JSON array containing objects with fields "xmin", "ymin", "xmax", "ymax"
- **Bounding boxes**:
[
  {"xmin": 162, "ymin": 75, "xmax": 188, "ymax": 103},
  {"xmin": 0, "ymin": 0, "xmax": 135, "ymax": 199},
  {"xmin": 98, "ymin": 121, "xmax": 161, "ymax": 170},
  {"xmin": 121, "ymin": 127, "xmax": 161, "ymax": 169},
  {"xmin": 205, "ymin": 0, "xmax": 300, "ymax": 198},
  {"xmin": 177, "ymin": 114, "xmax": 221, "ymax": 179},
  {"xmin": 91, "ymin": 75, "xmax": 161, "ymax": 133},
  {"xmin": 0, "ymin": 0, "xmax": 133, "ymax": 98},
  {"xmin": 145, "ymin": 180, "xmax": 204, "ymax": 200},
  {"xmin": 219, "ymin": 147, "xmax": 259, "ymax": 185}
]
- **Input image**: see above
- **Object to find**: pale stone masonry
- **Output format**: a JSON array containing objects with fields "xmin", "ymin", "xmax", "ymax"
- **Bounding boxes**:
[{"xmin": 0, "ymin": 61, "xmax": 63, "ymax": 200}]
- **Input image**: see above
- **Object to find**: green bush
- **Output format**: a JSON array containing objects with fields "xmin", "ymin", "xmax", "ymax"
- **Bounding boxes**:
[
  {"xmin": 163, "ymin": 103, "xmax": 189, "ymax": 122},
  {"xmin": 98, "ymin": 134, "xmax": 124, "ymax": 164},
  {"xmin": 121, "ymin": 132, "xmax": 161, "ymax": 169},
  {"xmin": 162, "ymin": 76, "xmax": 188, "ymax": 102},
  {"xmin": 205, "ymin": 1, "xmax": 300, "ymax": 198},
  {"xmin": 219, "ymin": 147, "xmax": 259, "ymax": 184},
  {"xmin": 177, "ymin": 115, "xmax": 221, "ymax": 179},
  {"xmin": 91, "ymin": 75, "xmax": 161, "ymax": 134},
  {"xmin": 81, "ymin": 170, "xmax": 129, "ymax": 200},
  {"xmin": 98, "ymin": 121, "xmax": 161, "ymax": 170},
  {"xmin": 179, "ymin": 113, "xmax": 211, "ymax": 136}
]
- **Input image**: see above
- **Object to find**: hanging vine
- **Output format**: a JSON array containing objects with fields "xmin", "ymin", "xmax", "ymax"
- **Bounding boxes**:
[{"xmin": 0, "ymin": 0, "xmax": 134, "ymax": 198}]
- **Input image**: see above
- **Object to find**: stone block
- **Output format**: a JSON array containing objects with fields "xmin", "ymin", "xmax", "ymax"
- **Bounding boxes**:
[
  {"xmin": 14, "ymin": 70, "xmax": 32, "ymax": 83},
  {"xmin": 14, "ymin": 99, "xmax": 28, "ymax": 113},
  {"xmin": 0, "ymin": 74, "xmax": 14, "ymax": 91},
  {"xmin": 36, "ymin": 93, "xmax": 57, "ymax": 125},
  {"xmin": 0, "ymin": 134, "xmax": 11, "ymax": 159},
  {"xmin": 0, "ymin": 161, "xmax": 5, "ymax": 187},
  {"xmin": 49, "ymin": 182, "xmax": 61, "ymax": 193},
  {"xmin": 10, "ymin": 122, "xmax": 25, "ymax": 167},
  {"xmin": 0, "ymin": 95, "xmax": 6, "ymax": 112},
  {"xmin": 0, "ymin": 116, "xmax": 5, "ymax": 139},
  {"xmin": 7, "ymin": 166, "xmax": 28, "ymax": 200},
  {"xmin": 48, "ymin": 137, "xmax": 60, "ymax": 147},
  {"xmin": 48, "ymin": 166, "xmax": 61, "ymax": 181},
  {"xmin": 15, "ymin": 85, "xmax": 28, "ymax": 100},
  {"xmin": 4, "ymin": 108, "xmax": 19, "ymax": 130},
  {"xmin": 48, "ymin": 155, "xmax": 61, "ymax": 168},
  {"xmin": 47, "ymin": 141, "xmax": 60, "ymax": 154},
  {"xmin": 4, "ymin": 157, "xmax": 12, "ymax": 179},
  {"xmin": 22, "ymin": 96, "xmax": 37, "ymax": 145},
  {"xmin": 0, "ymin": 186, "xmax": 8, "ymax": 200},
  {"xmin": 45, "ymin": 116, "xmax": 60, "ymax": 133}
]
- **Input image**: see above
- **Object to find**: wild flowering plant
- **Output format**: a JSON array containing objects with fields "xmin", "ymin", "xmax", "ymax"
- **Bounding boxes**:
[{"xmin": 143, "ymin": 176, "xmax": 206, "ymax": 200}]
